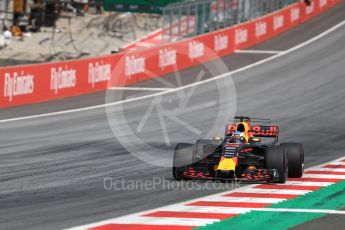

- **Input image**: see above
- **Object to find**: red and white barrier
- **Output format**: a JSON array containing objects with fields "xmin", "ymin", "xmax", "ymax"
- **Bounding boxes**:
[
  {"xmin": 0, "ymin": 55, "xmax": 121, "ymax": 107},
  {"xmin": 0, "ymin": 0, "xmax": 341, "ymax": 108}
]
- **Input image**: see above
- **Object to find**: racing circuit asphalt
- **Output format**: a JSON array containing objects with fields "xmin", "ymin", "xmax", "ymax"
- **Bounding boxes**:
[{"xmin": 1, "ymin": 3, "xmax": 345, "ymax": 230}]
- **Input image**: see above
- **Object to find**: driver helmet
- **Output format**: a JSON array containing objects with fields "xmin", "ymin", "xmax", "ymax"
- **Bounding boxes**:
[{"xmin": 230, "ymin": 131, "xmax": 246, "ymax": 143}]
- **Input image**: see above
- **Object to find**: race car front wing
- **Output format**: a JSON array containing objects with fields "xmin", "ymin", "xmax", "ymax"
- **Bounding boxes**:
[{"xmin": 181, "ymin": 167, "xmax": 280, "ymax": 182}]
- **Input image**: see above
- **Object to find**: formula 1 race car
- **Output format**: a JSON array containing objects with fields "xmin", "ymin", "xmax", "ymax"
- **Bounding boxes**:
[{"xmin": 172, "ymin": 116, "xmax": 304, "ymax": 183}]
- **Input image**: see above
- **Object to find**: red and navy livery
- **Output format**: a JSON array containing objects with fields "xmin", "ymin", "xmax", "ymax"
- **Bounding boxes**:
[{"xmin": 172, "ymin": 116, "xmax": 304, "ymax": 183}]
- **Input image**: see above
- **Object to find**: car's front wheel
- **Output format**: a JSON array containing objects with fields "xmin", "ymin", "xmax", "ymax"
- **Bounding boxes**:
[
  {"xmin": 172, "ymin": 143, "xmax": 194, "ymax": 180},
  {"xmin": 281, "ymin": 143, "xmax": 304, "ymax": 178},
  {"xmin": 266, "ymin": 146, "xmax": 288, "ymax": 183}
]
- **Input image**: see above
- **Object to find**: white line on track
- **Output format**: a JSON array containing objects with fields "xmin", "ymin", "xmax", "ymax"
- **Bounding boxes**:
[
  {"xmin": 283, "ymin": 181, "xmax": 334, "ymax": 187},
  {"xmin": 306, "ymin": 167, "xmax": 345, "ymax": 172},
  {"xmin": 157, "ymin": 206, "xmax": 252, "ymax": 214},
  {"xmin": 198, "ymin": 196, "xmax": 286, "ymax": 203},
  {"xmin": 236, "ymin": 188, "xmax": 312, "ymax": 195},
  {"xmin": 322, "ymin": 162, "xmax": 345, "ymax": 165},
  {"xmin": 255, "ymin": 208, "xmax": 345, "ymax": 214},
  {"xmin": 234, "ymin": 49, "xmax": 283, "ymax": 54},
  {"xmin": 151, "ymin": 207, "xmax": 345, "ymax": 216},
  {"xmin": 1, "ymin": 19, "xmax": 345, "ymax": 124},
  {"xmin": 105, "ymin": 216, "xmax": 217, "ymax": 226},
  {"xmin": 302, "ymin": 174, "xmax": 345, "ymax": 179},
  {"xmin": 108, "ymin": 87, "xmax": 172, "ymax": 91}
]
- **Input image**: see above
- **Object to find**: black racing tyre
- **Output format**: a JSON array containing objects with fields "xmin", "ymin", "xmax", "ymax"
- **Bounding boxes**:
[
  {"xmin": 172, "ymin": 143, "xmax": 193, "ymax": 180},
  {"xmin": 195, "ymin": 139, "xmax": 219, "ymax": 161},
  {"xmin": 266, "ymin": 146, "xmax": 288, "ymax": 183},
  {"xmin": 281, "ymin": 143, "xmax": 304, "ymax": 178}
]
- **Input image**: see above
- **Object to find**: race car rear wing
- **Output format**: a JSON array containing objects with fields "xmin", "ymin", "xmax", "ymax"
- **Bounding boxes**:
[
  {"xmin": 226, "ymin": 125, "xmax": 279, "ymax": 138},
  {"xmin": 232, "ymin": 116, "xmax": 272, "ymax": 123},
  {"xmin": 250, "ymin": 125, "xmax": 279, "ymax": 137}
]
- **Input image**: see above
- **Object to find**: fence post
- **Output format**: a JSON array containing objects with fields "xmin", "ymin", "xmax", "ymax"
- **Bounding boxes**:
[
  {"xmin": 178, "ymin": 5, "xmax": 182, "ymax": 38},
  {"xmin": 169, "ymin": 9, "xmax": 173, "ymax": 41},
  {"xmin": 186, "ymin": 4, "xmax": 190, "ymax": 37}
]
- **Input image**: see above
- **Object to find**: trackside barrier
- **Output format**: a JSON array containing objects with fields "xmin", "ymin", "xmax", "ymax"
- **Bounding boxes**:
[
  {"xmin": 0, "ymin": 0, "xmax": 341, "ymax": 108},
  {"xmin": 0, "ymin": 55, "xmax": 122, "ymax": 108}
]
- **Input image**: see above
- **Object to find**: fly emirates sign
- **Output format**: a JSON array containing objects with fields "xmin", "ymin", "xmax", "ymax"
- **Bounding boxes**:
[
  {"xmin": 50, "ymin": 67, "xmax": 77, "ymax": 95},
  {"xmin": 4, "ymin": 72, "xmax": 34, "ymax": 101}
]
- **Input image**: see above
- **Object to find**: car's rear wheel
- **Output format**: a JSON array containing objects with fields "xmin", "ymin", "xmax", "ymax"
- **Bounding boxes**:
[
  {"xmin": 172, "ymin": 143, "xmax": 194, "ymax": 180},
  {"xmin": 281, "ymin": 143, "xmax": 304, "ymax": 178},
  {"xmin": 266, "ymin": 146, "xmax": 288, "ymax": 183}
]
